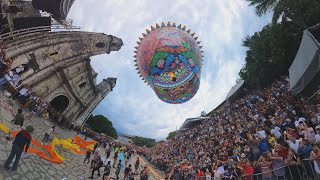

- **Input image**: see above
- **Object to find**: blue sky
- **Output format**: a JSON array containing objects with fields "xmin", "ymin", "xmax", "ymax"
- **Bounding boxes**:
[{"xmin": 68, "ymin": 0, "xmax": 271, "ymax": 139}]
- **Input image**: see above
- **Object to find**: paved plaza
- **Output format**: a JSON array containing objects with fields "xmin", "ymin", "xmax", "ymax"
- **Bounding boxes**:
[{"xmin": 0, "ymin": 93, "xmax": 161, "ymax": 180}]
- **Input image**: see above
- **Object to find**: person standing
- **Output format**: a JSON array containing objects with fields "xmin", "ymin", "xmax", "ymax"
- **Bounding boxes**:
[
  {"xmin": 135, "ymin": 157, "xmax": 140, "ymax": 173},
  {"xmin": 112, "ymin": 152, "xmax": 118, "ymax": 168},
  {"xmin": 124, "ymin": 164, "xmax": 132, "ymax": 179},
  {"xmin": 103, "ymin": 161, "xmax": 112, "ymax": 178},
  {"xmin": 93, "ymin": 143, "xmax": 98, "ymax": 151},
  {"xmin": 0, "ymin": 62, "xmax": 9, "ymax": 88},
  {"xmin": 42, "ymin": 126, "xmax": 55, "ymax": 144},
  {"xmin": 83, "ymin": 150, "xmax": 92, "ymax": 164},
  {"xmin": 12, "ymin": 108, "xmax": 24, "ymax": 129},
  {"xmin": 115, "ymin": 160, "xmax": 122, "ymax": 180},
  {"xmin": 106, "ymin": 147, "xmax": 111, "ymax": 159},
  {"xmin": 3, "ymin": 126, "xmax": 33, "ymax": 171},
  {"xmin": 7, "ymin": 109, "xmax": 24, "ymax": 140},
  {"xmin": 89, "ymin": 157, "xmax": 103, "ymax": 179}
]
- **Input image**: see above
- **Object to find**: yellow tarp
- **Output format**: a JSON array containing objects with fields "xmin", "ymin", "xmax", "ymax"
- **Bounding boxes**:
[
  {"xmin": 51, "ymin": 138, "xmax": 86, "ymax": 155},
  {"xmin": 0, "ymin": 123, "xmax": 9, "ymax": 134}
]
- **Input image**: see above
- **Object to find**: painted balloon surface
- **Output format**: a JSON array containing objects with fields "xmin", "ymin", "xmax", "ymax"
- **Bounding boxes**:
[{"xmin": 134, "ymin": 22, "xmax": 204, "ymax": 104}]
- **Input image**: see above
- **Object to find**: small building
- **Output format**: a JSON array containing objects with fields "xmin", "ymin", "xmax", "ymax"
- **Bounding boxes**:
[{"xmin": 117, "ymin": 134, "xmax": 135, "ymax": 144}]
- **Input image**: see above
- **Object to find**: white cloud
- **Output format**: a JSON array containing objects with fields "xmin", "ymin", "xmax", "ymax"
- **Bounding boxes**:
[{"xmin": 68, "ymin": 0, "xmax": 270, "ymax": 139}]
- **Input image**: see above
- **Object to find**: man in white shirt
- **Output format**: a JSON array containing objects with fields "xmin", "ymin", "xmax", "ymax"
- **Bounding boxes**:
[
  {"xmin": 17, "ymin": 85, "xmax": 30, "ymax": 104},
  {"xmin": 295, "ymin": 117, "xmax": 306, "ymax": 127},
  {"xmin": 286, "ymin": 134, "xmax": 301, "ymax": 154},
  {"xmin": 19, "ymin": 87, "xmax": 28, "ymax": 96},
  {"xmin": 8, "ymin": 71, "xmax": 20, "ymax": 87},
  {"xmin": 300, "ymin": 125, "xmax": 316, "ymax": 143},
  {"xmin": 256, "ymin": 126, "xmax": 267, "ymax": 139},
  {"xmin": 270, "ymin": 125, "xmax": 282, "ymax": 139},
  {"xmin": 218, "ymin": 164, "xmax": 225, "ymax": 175},
  {"xmin": 14, "ymin": 65, "xmax": 25, "ymax": 74}
]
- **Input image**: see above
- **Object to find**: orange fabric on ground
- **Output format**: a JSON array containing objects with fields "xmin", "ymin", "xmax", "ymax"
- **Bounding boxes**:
[
  {"xmin": 11, "ymin": 131, "xmax": 64, "ymax": 164},
  {"xmin": 7, "ymin": 131, "xmax": 94, "ymax": 164},
  {"xmin": 73, "ymin": 136, "xmax": 97, "ymax": 150}
]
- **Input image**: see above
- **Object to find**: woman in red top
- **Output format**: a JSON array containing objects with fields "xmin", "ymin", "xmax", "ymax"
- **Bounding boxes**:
[
  {"xmin": 197, "ymin": 168, "xmax": 204, "ymax": 179},
  {"xmin": 241, "ymin": 161, "xmax": 254, "ymax": 180}
]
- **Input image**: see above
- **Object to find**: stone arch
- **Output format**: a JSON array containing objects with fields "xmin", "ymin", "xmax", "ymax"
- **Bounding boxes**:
[{"xmin": 50, "ymin": 94, "xmax": 70, "ymax": 113}]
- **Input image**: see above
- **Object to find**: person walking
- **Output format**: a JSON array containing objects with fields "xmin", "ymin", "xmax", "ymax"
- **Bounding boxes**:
[
  {"xmin": 106, "ymin": 147, "xmax": 111, "ymax": 159},
  {"xmin": 3, "ymin": 126, "xmax": 33, "ymax": 171},
  {"xmin": 83, "ymin": 149, "xmax": 92, "ymax": 164},
  {"xmin": 89, "ymin": 157, "xmax": 104, "ymax": 179},
  {"xmin": 112, "ymin": 152, "xmax": 118, "ymax": 168},
  {"xmin": 115, "ymin": 160, "xmax": 122, "ymax": 180},
  {"xmin": 124, "ymin": 164, "xmax": 132, "ymax": 179},
  {"xmin": 103, "ymin": 161, "xmax": 112, "ymax": 179},
  {"xmin": 42, "ymin": 126, "xmax": 55, "ymax": 144}
]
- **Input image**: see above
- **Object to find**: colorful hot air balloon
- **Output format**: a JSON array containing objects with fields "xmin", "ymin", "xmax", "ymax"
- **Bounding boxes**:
[{"xmin": 134, "ymin": 22, "xmax": 204, "ymax": 104}]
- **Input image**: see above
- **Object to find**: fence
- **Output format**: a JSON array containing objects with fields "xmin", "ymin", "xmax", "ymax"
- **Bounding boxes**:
[
  {"xmin": 0, "ymin": 25, "xmax": 81, "ymax": 40},
  {"xmin": 173, "ymin": 159, "xmax": 320, "ymax": 180}
]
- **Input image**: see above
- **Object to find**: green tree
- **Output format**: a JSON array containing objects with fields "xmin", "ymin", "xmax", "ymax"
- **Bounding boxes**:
[
  {"xmin": 241, "ymin": 0, "xmax": 320, "ymax": 87},
  {"xmin": 247, "ymin": 0, "xmax": 320, "ymax": 29},
  {"xmin": 166, "ymin": 131, "xmax": 177, "ymax": 140},
  {"xmin": 239, "ymin": 22, "xmax": 301, "ymax": 87},
  {"xmin": 132, "ymin": 136, "xmax": 157, "ymax": 148},
  {"xmin": 86, "ymin": 115, "xmax": 118, "ymax": 139}
]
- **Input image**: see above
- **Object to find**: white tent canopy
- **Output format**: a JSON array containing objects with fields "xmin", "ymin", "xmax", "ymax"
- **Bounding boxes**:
[
  {"xmin": 225, "ymin": 80, "xmax": 245, "ymax": 101},
  {"xmin": 179, "ymin": 117, "xmax": 210, "ymax": 130},
  {"xmin": 289, "ymin": 25, "xmax": 320, "ymax": 95}
]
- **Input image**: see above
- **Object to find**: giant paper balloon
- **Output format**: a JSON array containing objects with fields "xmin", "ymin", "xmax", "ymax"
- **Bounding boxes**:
[{"xmin": 134, "ymin": 22, "xmax": 204, "ymax": 104}]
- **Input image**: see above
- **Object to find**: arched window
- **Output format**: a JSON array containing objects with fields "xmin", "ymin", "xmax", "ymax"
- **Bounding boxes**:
[{"xmin": 79, "ymin": 82, "xmax": 86, "ymax": 89}]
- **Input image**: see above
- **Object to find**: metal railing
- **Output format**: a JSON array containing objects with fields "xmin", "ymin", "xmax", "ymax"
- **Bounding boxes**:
[
  {"xmin": 169, "ymin": 159, "xmax": 319, "ymax": 180},
  {"xmin": 0, "ymin": 25, "xmax": 81, "ymax": 40}
]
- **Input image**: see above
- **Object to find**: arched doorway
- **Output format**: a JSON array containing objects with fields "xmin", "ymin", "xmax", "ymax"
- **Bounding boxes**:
[{"xmin": 50, "ymin": 95, "xmax": 69, "ymax": 113}]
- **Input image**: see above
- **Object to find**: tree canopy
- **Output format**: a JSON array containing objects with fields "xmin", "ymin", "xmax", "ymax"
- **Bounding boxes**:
[
  {"xmin": 239, "ymin": 22, "xmax": 301, "ymax": 87},
  {"xmin": 240, "ymin": 0, "xmax": 320, "ymax": 87},
  {"xmin": 86, "ymin": 114, "xmax": 118, "ymax": 139},
  {"xmin": 166, "ymin": 131, "xmax": 177, "ymax": 140},
  {"xmin": 132, "ymin": 136, "xmax": 157, "ymax": 148},
  {"xmin": 247, "ymin": 0, "xmax": 320, "ymax": 28}
]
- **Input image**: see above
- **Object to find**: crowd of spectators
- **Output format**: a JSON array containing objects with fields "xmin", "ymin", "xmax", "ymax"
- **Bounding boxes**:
[{"xmin": 146, "ymin": 78, "xmax": 320, "ymax": 179}]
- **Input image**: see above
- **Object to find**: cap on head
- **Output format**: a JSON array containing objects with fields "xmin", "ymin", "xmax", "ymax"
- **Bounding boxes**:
[{"xmin": 25, "ymin": 126, "xmax": 34, "ymax": 133}]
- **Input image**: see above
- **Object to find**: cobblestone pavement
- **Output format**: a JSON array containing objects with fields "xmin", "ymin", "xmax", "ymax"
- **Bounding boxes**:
[{"xmin": 0, "ymin": 93, "xmax": 161, "ymax": 180}]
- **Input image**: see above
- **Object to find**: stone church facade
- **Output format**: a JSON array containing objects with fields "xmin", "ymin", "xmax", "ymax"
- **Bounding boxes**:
[{"xmin": 1, "ymin": 0, "xmax": 123, "ymax": 125}]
